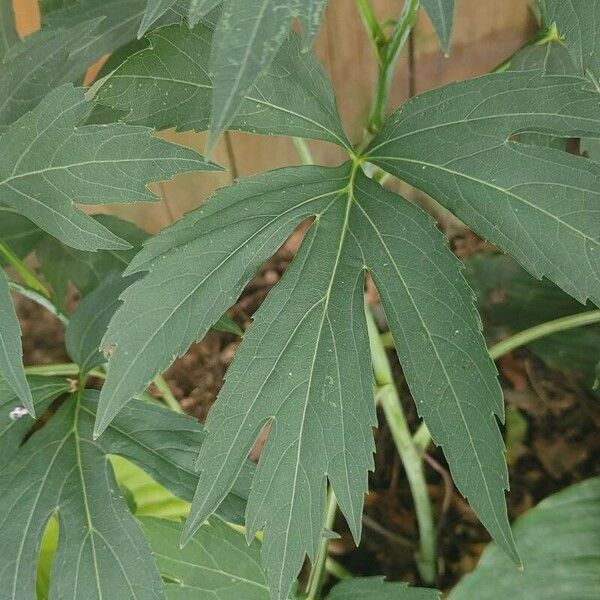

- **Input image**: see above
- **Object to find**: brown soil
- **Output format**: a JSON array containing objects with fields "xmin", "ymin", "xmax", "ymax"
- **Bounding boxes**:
[{"xmin": 14, "ymin": 227, "xmax": 600, "ymax": 594}]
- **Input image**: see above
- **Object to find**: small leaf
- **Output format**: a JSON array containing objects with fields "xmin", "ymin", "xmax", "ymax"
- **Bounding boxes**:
[
  {"xmin": 466, "ymin": 253, "xmax": 600, "ymax": 389},
  {"xmin": 421, "ymin": 0, "xmax": 455, "ymax": 55},
  {"xmin": 142, "ymin": 517, "xmax": 272, "ymax": 599},
  {"xmin": 207, "ymin": 0, "xmax": 297, "ymax": 147},
  {"xmin": 187, "ymin": 0, "xmax": 222, "ymax": 28},
  {"xmin": 0, "ymin": 84, "xmax": 218, "ymax": 251},
  {"xmin": 97, "ymin": 21, "xmax": 349, "ymax": 146},
  {"xmin": 0, "ymin": 269, "xmax": 34, "ymax": 414},
  {"xmin": 327, "ymin": 577, "xmax": 439, "ymax": 600},
  {"xmin": 366, "ymin": 71, "xmax": 600, "ymax": 307},
  {"xmin": 450, "ymin": 477, "xmax": 600, "ymax": 600}
]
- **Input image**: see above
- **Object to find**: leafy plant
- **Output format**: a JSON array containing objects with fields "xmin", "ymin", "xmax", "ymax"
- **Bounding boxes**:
[
  {"xmin": 450, "ymin": 477, "xmax": 600, "ymax": 599},
  {"xmin": 0, "ymin": 1, "xmax": 598, "ymax": 599}
]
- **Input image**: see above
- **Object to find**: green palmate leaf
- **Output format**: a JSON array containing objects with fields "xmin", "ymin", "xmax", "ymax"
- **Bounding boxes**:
[
  {"xmin": 450, "ymin": 477, "xmax": 600, "ymax": 600},
  {"xmin": 0, "ymin": 0, "xmax": 18, "ymax": 61},
  {"xmin": 421, "ymin": 0, "xmax": 455, "ymax": 55},
  {"xmin": 36, "ymin": 215, "xmax": 148, "ymax": 308},
  {"xmin": 43, "ymin": 0, "xmax": 187, "ymax": 82},
  {"xmin": 143, "ymin": 517, "xmax": 273, "ymax": 599},
  {"xmin": 99, "ymin": 163, "xmax": 515, "ymax": 595},
  {"xmin": 366, "ymin": 71, "xmax": 600, "ymax": 307},
  {"xmin": 541, "ymin": 0, "xmax": 600, "ymax": 79},
  {"xmin": 207, "ymin": 0, "xmax": 298, "ymax": 147},
  {"xmin": 0, "ymin": 387, "xmax": 249, "ymax": 599},
  {"xmin": 466, "ymin": 253, "xmax": 600, "ymax": 389},
  {"xmin": 0, "ymin": 377, "xmax": 69, "ymax": 462},
  {"xmin": 66, "ymin": 273, "xmax": 137, "ymax": 374},
  {"xmin": 139, "ymin": 0, "xmax": 180, "ymax": 37},
  {"xmin": 188, "ymin": 0, "xmax": 221, "ymax": 27},
  {"xmin": 327, "ymin": 577, "xmax": 439, "ymax": 600},
  {"xmin": 111, "ymin": 455, "xmax": 191, "ymax": 519},
  {"xmin": 0, "ymin": 269, "xmax": 33, "ymax": 414},
  {"xmin": 0, "ymin": 19, "xmax": 101, "ymax": 129},
  {"xmin": 0, "ymin": 84, "xmax": 217, "ymax": 252},
  {"xmin": 97, "ymin": 22, "xmax": 349, "ymax": 147}
]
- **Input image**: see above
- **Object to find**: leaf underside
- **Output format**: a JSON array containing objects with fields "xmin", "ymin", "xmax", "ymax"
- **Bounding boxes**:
[
  {"xmin": 143, "ymin": 517, "xmax": 272, "ymax": 600},
  {"xmin": 100, "ymin": 163, "xmax": 514, "ymax": 598}
]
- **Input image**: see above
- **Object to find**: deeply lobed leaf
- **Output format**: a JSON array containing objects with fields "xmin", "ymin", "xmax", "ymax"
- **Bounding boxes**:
[
  {"xmin": 0, "ymin": 386, "xmax": 251, "ymax": 599},
  {"xmin": 100, "ymin": 164, "xmax": 514, "ymax": 597},
  {"xmin": 0, "ymin": 84, "xmax": 217, "ymax": 251},
  {"xmin": 366, "ymin": 71, "xmax": 600, "ymax": 307}
]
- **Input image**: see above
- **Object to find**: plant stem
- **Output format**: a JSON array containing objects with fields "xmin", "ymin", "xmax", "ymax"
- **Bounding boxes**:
[
  {"xmin": 364, "ymin": 0, "xmax": 420, "ymax": 133},
  {"xmin": 0, "ymin": 241, "xmax": 50, "ymax": 298},
  {"xmin": 305, "ymin": 488, "xmax": 338, "ymax": 600},
  {"xmin": 153, "ymin": 374, "xmax": 183, "ymax": 413},
  {"xmin": 8, "ymin": 280, "xmax": 68, "ymax": 325},
  {"xmin": 366, "ymin": 309, "xmax": 436, "ymax": 583}
]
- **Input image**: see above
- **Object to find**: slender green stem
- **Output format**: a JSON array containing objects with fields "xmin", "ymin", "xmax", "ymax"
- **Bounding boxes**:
[
  {"xmin": 0, "ymin": 241, "xmax": 50, "ymax": 298},
  {"xmin": 355, "ymin": 0, "xmax": 385, "ymax": 60},
  {"xmin": 412, "ymin": 308, "xmax": 600, "ymax": 450},
  {"xmin": 8, "ymin": 280, "xmax": 68, "ymax": 325},
  {"xmin": 305, "ymin": 489, "xmax": 338, "ymax": 600},
  {"xmin": 367, "ymin": 309, "xmax": 436, "ymax": 583},
  {"xmin": 23, "ymin": 363, "xmax": 104, "ymax": 379},
  {"xmin": 365, "ymin": 0, "xmax": 420, "ymax": 133},
  {"xmin": 325, "ymin": 557, "xmax": 352, "ymax": 581},
  {"xmin": 153, "ymin": 374, "xmax": 183, "ymax": 413}
]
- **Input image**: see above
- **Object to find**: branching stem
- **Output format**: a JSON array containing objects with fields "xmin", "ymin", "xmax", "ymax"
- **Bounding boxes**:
[{"xmin": 367, "ymin": 308, "xmax": 437, "ymax": 583}]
